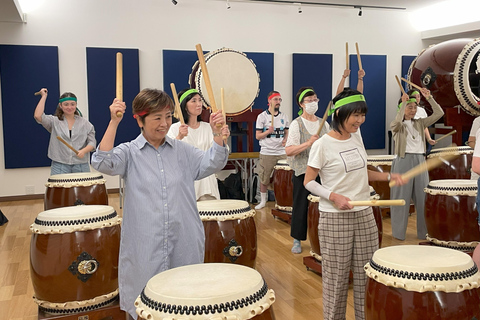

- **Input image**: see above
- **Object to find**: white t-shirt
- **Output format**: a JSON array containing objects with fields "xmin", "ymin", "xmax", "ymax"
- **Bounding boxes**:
[
  {"xmin": 469, "ymin": 116, "xmax": 480, "ymax": 138},
  {"xmin": 414, "ymin": 107, "xmax": 428, "ymax": 119},
  {"xmin": 307, "ymin": 131, "xmax": 369, "ymax": 212},
  {"xmin": 256, "ymin": 110, "xmax": 289, "ymax": 155},
  {"xmin": 168, "ymin": 122, "xmax": 220, "ymax": 200},
  {"xmin": 404, "ymin": 120, "xmax": 424, "ymax": 154},
  {"xmin": 471, "ymin": 117, "xmax": 480, "ymax": 180},
  {"xmin": 285, "ymin": 117, "xmax": 330, "ymax": 147}
]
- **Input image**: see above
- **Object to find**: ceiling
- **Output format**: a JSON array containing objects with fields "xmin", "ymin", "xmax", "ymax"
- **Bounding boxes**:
[{"xmin": 0, "ymin": 0, "xmax": 23, "ymax": 23}]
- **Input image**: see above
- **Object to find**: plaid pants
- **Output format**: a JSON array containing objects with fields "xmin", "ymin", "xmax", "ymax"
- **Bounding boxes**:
[{"xmin": 319, "ymin": 207, "xmax": 378, "ymax": 320}]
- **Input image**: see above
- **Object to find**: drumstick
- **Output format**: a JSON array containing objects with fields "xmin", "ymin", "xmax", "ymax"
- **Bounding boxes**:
[
  {"xmin": 401, "ymin": 77, "xmax": 423, "ymax": 91},
  {"xmin": 345, "ymin": 42, "xmax": 349, "ymax": 70},
  {"xmin": 349, "ymin": 199, "xmax": 405, "ymax": 207},
  {"xmin": 34, "ymin": 91, "xmax": 41, "ymax": 96},
  {"xmin": 271, "ymin": 107, "xmax": 275, "ymax": 129},
  {"xmin": 115, "ymin": 52, "xmax": 123, "ymax": 117},
  {"xmin": 220, "ymin": 88, "xmax": 228, "ymax": 140},
  {"xmin": 170, "ymin": 83, "xmax": 185, "ymax": 125},
  {"xmin": 195, "ymin": 44, "xmax": 218, "ymax": 113},
  {"xmin": 395, "ymin": 75, "xmax": 406, "ymax": 95},
  {"xmin": 389, "ymin": 152, "xmax": 459, "ymax": 187},
  {"xmin": 56, "ymin": 136, "xmax": 79, "ymax": 155},
  {"xmin": 435, "ymin": 130, "xmax": 457, "ymax": 143},
  {"xmin": 316, "ymin": 101, "xmax": 331, "ymax": 136},
  {"xmin": 355, "ymin": 42, "xmax": 363, "ymax": 70}
]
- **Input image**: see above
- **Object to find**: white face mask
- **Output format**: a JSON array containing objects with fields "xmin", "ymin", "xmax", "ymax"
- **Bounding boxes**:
[{"xmin": 304, "ymin": 102, "xmax": 318, "ymax": 115}]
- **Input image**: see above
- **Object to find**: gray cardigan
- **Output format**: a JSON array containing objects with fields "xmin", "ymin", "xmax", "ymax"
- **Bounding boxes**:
[{"xmin": 390, "ymin": 96, "xmax": 444, "ymax": 158}]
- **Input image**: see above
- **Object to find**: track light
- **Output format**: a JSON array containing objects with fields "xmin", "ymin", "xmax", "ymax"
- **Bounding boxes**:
[
  {"xmin": 357, "ymin": 6, "xmax": 362, "ymax": 16},
  {"xmin": 226, "ymin": 0, "xmax": 231, "ymax": 9},
  {"xmin": 294, "ymin": 2, "xmax": 302, "ymax": 13},
  {"xmin": 172, "ymin": 0, "xmax": 177, "ymax": 5}
]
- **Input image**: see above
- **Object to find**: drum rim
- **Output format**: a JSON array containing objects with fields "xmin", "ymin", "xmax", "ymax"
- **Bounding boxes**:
[
  {"xmin": 197, "ymin": 199, "xmax": 255, "ymax": 221},
  {"xmin": 453, "ymin": 38, "xmax": 480, "ymax": 115},
  {"xmin": 48, "ymin": 172, "xmax": 105, "ymax": 181},
  {"xmin": 425, "ymin": 179, "xmax": 477, "ymax": 195},
  {"xmin": 34, "ymin": 289, "xmax": 119, "ymax": 313}
]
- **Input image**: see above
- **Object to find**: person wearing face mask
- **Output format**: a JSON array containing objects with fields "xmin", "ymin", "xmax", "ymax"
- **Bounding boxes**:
[
  {"xmin": 167, "ymin": 88, "xmax": 230, "ymax": 201},
  {"xmin": 285, "ymin": 87, "xmax": 329, "ymax": 253},
  {"xmin": 255, "ymin": 91, "xmax": 290, "ymax": 210},
  {"xmin": 34, "ymin": 88, "xmax": 96, "ymax": 175}
]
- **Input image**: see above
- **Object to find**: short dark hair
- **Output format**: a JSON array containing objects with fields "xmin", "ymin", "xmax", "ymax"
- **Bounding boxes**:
[
  {"xmin": 267, "ymin": 91, "xmax": 279, "ymax": 100},
  {"xmin": 331, "ymin": 88, "xmax": 368, "ymax": 134},
  {"xmin": 132, "ymin": 89, "xmax": 174, "ymax": 124},
  {"xmin": 55, "ymin": 92, "xmax": 79, "ymax": 120},
  {"xmin": 295, "ymin": 87, "xmax": 315, "ymax": 107},
  {"xmin": 177, "ymin": 88, "xmax": 202, "ymax": 123}
]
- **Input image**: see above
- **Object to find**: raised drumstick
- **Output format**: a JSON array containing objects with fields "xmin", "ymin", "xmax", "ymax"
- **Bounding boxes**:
[
  {"xmin": 195, "ymin": 44, "xmax": 218, "ymax": 113},
  {"xmin": 170, "ymin": 83, "xmax": 185, "ymax": 125},
  {"xmin": 56, "ymin": 136, "xmax": 79, "ymax": 155},
  {"xmin": 401, "ymin": 77, "xmax": 422, "ymax": 91},
  {"xmin": 349, "ymin": 199, "xmax": 405, "ymax": 207},
  {"xmin": 435, "ymin": 130, "xmax": 457, "ymax": 143},
  {"xmin": 395, "ymin": 75, "xmax": 406, "ymax": 95},
  {"xmin": 116, "ymin": 52, "xmax": 123, "ymax": 117},
  {"xmin": 316, "ymin": 101, "xmax": 331, "ymax": 136},
  {"xmin": 220, "ymin": 88, "xmax": 228, "ymax": 140},
  {"xmin": 34, "ymin": 91, "xmax": 41, "ymax": 96},
  {"xmin": 355, "ymin": 42, "xmax": 363, "ymax": 70},
  {"xmin": 346, "ymin": 42, "xmax": 349, "ymax": 70}
]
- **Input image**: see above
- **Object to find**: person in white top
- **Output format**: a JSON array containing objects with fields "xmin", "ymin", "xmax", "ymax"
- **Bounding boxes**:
[
  {"xmin": 167, "ymin": 88, "xmax": 230, "ymax": 200},
  {"xmin": 409, "ymin": 89, "xmax": 436, "ymax": 148},
  {"xmin": 304, "ymin": 88, "xmax": 405, "ymax": 320},
  {"xmin": 285, "ymin": 87, "xmax": 329, "ymax": 254},
  {"xmin": 467, "ymin": 116, "xmax": 480, "ymax": 180},
  {"xmin": 471, "ymin": 128, "xmax": 480, "ymax": 267},
  {"xmin": 255, "ymin": 91, "xmax": 290, "ymax": 209}
]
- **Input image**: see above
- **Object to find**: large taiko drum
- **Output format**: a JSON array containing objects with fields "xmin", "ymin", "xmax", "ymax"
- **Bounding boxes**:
[
  {"xmin": 427, "ymin": 146, "xmax": 473, "ymax": 181},
  {"xmin": 30, "ymin": 205, "xmax": 121, "ymax": 314},
  {"xmin": 367, "ymin": 155, "xmax": 394, "ymax": 201},
  {"xmin": 135, "ymin": 263, "xmax": 276, "ymax": 320},
  {"xmin": 408, "ymin": 38, "xmax": 480, "ymax": 116},
  {"xmin": 273, "ymin": 160, "xmax": 293, "ymax": 213},
  {"xmin": 189, "ymin": 47, "xmax": 260, "ymax": 116},
  {"xmin": 44, "ymin": 172, "xmax": 108, "ymax": 210},
  {"xmin": 365, "ymin": 245, "xmax": 480, "ymax": 320},
  {"xmin": 307, "ymin": 186, "xmax": 383, "ymax": 262},
  {"xmin": 198, "ymin": 200, "xmax": 257, "ymax": 268},
  {"xmin": 424, "ymin": 179, "xmax": 479, "ymax": 252}
]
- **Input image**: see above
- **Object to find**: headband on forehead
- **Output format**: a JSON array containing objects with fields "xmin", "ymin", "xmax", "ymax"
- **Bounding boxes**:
[
  {"xmin": 328, "ymin": 94, "xmax": 365, "ymax": 116},
  {"xmin": 411, "ymin": 91, "xmax": 420, "ymax": 96},
  {"xmin": 59, "ymin": 97, "xmax": 77, "ymax": 103},
  {"xmin": 133, "ymin": 110, "xmax": 149, "ymax": 119},
  {"xmin": 397, "ymin": 98, "xmax": 417, "ymax": 110},
  {"xmin": 179, "ymin": 89, "xmax": 199, "ymax": 105},
  {"xmin": 298, "ymin": 89, "xmax": 314, "ymax": 103},
  {"xmin": 268, "ymin": 93, "xmax": 281, "ymax": 100}
]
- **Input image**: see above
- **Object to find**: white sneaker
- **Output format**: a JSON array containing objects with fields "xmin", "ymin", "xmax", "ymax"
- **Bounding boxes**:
[{"xmin": 255, "ymin": 201, "xmax": 266, "ymax": 210}]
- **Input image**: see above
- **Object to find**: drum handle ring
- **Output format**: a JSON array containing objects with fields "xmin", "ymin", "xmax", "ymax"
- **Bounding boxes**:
[
  {"xmin": 78, "ymin": 260, "xmax": 98, "ymax": 275},
  {"xmin": 229, "ymin": 245, "xmax": 243, "ymax": 257}
]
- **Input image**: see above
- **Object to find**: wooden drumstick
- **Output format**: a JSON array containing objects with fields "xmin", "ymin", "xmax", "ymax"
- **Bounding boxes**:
[
  {"xmin": 56, "ymin": 136, "xmax": 79, "ymax": 155},
  {"xmin": 220, "ymin": 88, "xmax": 228, "ymax": 140},
  {"xmin": 316, "ymin": 101, "xmax": 331, "ymax": 136},
  {"xmin": 355, "ymin": 42, "xmax": 363, "ymax": 70},
  {"xmin": 195, "ymin": 44, "xmax": 218, "ymax": 113},
  {"xmin": 434, "ymin": 130, "xmax": 457, "ymax": 143},
  {"xmin": 116, "ymin": 52, "xmax": 123, "ymax": 117},
  {"xmin": 345, "ymin": 42, "xmax": 349, "ymax": 70},
  {"xmin": 389, "ymin": 152, "xmax": 459, "ymax": 187},
  {"xmin": 395, "ymin": 75, "xmax": 406, "ymax": 95},
  {"xmin": 271, "ymin": 106, "xmax": 275, "ymax": 129},
  {"xmin": 401, "ymin": 77, "xmax": 423, "ymax": 91},
  {"xmin": 170, "ymin": 83, "xmax": 185, "ymax": 125},
  {"xmin": 34, "ymin": 91, "xmax": 41, "ymax": 96},
  {"xmin": 349, "ymin": 199, "xmax": 406, "ymax": 207}
]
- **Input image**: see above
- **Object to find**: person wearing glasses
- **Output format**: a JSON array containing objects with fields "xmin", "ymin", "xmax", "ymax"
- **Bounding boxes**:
[
  {"xmin": 285, "ymin": 87, "xmax": 329, "ymax": 253},
  {"xmin": 255, "ymin": 91, "xmax": 290, "ymax": 209}
]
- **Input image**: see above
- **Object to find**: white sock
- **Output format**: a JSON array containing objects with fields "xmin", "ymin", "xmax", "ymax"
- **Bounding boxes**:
[{"xmin": 255, "ymin": 192, "xmax": 267, "ymax": 209}]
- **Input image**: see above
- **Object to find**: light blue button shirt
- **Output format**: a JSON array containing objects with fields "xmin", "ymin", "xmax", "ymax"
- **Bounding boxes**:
[{"xmin": 91, "ymin": 134, "xmax": 228, "ymax": 318}]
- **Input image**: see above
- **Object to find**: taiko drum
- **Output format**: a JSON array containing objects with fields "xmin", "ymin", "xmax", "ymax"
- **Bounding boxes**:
[
  {"xmin": 272, "ymin": 159, "xmax": 293, "ymax": 212},
  {"xmin": 366, "ymin": 155, "xmax": 395, "ymax": 201},
  {"xmin": 427, "ymin": 146, "xmax": 473, "ymax": 181}
]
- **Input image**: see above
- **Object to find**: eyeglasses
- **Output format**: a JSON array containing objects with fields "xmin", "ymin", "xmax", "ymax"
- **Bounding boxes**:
[
  {"xmin": 271, "ymin": 98, "xmax": 282, "ymax": 102},
  {"xmin": 304, "ymin": 98, "xmax": 319, "ymax": 103}
]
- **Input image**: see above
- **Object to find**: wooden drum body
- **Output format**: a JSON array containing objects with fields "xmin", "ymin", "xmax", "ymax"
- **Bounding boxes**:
[
  {"xmin": 365, "ymin": 246, "xmax": 480, "ymax": 320},
  {"xmin": 424, "ymin": 179, "xmax": 479, "ymax": 251},
  {"xmin": 44, "ymin": 172, "xmax": 108, "ymax": 210},
  {"xmin": 367, "ymin": 155, "xmax": 394, "ymax": 201},
  {"xmin": 30, "ymin": 205, "xmax": 122, "ymax": 314},
  {"xmin": 273, "ymin": 160, "xmax": 293, "ymax": 212},
  {"xmin": 427, "ymin": 146, "xmax": 473, "ymax": 181},
  {"xmin": 189, "ymin": 47, "xmax": 260, "ymax": 116},
  {"xmin": 198, "ymin": 200, "xmax": 257, "ymax": 268},
  {"xmin": 135, "ymin": 263, "xmax": 276, "ymax": 320},
  {"xmin": 408, "ymin": 38, "xmax": 480, "ymax": 116}
]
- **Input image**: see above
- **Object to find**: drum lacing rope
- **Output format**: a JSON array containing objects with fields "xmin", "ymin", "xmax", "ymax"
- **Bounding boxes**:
[
  {"xmin": 47, "ymin": 175, "xmax": 105, "ymax": 183},
  {"xmin": 429, "ymin": 147, "xmax": 472, "ymax": 155},
  {"xmin": 425, "ymin": 184, "xmax": 477, "ymax": 192},
  {"xmin": 369, "ymin": 259, "xmax": 478, "ymax": 281},
  {"xmin": 457, "ymin": 41, "xmax": 480, "ymax": 114},
  {"xmin": 430, "ymin": 242, "xmax": 478, "ymax": 251},
  {"xmin": 367, "ymin": 158, "xmax": 394, "ymax": 163},
  {"xmin": 140, "ymin": 280, "xmax": 269, "ymax": 316},
  {"xmin": 34, "ymin": 211, "xmax": 117, "ymax": 227},
  {"xmin": 38, "ymin": 295, "xmax": 118, "ymax": 314},
  {"xmin": 199, "ymin": 206, "xmax": 253, "ymax": 217}
]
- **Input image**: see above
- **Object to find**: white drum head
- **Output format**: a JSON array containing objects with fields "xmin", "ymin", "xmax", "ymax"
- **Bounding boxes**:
[
  {"xmin": 427, "ymin": 146, "xmax": 473, "ymax": 158},
  {"xmin": 135, "ymin": 263, "xmax": 275, "ymax": 320},
  {"xmin": 46, "ymin": 172, "xmax": 106, "ymax": 188},
  {"xmin": 424, "ymin": 179, "xmax": 477, "ymax": 196},
  {"xmin": 190, "ymin": 48, "xmax": 259, "ymax": 116},
  {"xmin": 367, "ymin": 155, "xmax": 395, "ymax": 166},
  {"xmin": 197, "ymin": 199, "xmax": 255, "ymax": 221}
]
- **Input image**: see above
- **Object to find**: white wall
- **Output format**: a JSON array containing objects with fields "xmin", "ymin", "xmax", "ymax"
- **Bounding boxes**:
[{"xmin": 0, "ymin": 0, "xmax": 437, "ymax": 197}]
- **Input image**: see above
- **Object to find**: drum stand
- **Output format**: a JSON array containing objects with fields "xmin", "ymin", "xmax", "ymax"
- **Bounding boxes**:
[
  {"xmin": 303, "ymin": 255, "xmax": 322, "ymax": 274},
  {"xmin": 37, "ymin": 298, "xmax": 126, "ymax": 320},
  {"xmin": 270, "ymin": 208, "xmax": 292, "ymax": 224}
]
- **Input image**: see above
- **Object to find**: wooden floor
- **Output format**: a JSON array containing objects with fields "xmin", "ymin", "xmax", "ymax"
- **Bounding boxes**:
[{"xmin": 0, "ymin": 195, "xmax": 421, "ymax": 320}]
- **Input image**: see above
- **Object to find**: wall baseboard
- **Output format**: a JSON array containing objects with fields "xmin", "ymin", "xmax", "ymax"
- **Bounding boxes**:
[{"xmin": 0, "ymin": 189, "xmax": 120, "ymax": 202}]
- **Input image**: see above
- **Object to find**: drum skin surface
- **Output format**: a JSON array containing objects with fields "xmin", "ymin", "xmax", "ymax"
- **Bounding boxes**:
[
  {"xmin": 273, "ymin": 162, "xmax": 293, "ymax": 210},
  {"xmin": 45, "ymin": 184, "xmax": 109, "ymax": 210}
]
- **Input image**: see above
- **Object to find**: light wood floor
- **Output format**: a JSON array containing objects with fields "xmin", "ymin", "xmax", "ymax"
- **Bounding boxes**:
[{"xmin": 0, "ymin": 195, "xmax": 421, "ymax": 320}]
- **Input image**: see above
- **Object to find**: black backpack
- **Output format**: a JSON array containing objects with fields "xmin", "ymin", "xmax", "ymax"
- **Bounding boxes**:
[{"xmin": 0, "ymin": 209, "xmax": 8, "ymax": 226}]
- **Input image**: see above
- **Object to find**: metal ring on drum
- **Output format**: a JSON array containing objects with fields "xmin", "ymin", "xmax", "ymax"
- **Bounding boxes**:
[{"xmin": 189, "ymin": 47, "xmax": 260, "ymax": 116}]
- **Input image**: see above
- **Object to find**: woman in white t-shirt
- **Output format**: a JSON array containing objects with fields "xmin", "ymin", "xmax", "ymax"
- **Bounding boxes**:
[
  {"xmin": 168, "ymin": 88, "xmax": 230, "ymax": 200},
  {"xmin": 304, "ymin": 88, "xmax": 405, "ymax": 320},
  {"xmin": 285, "ymin": 87, "xmax": 330, "ymax": 254},
  {"xmin": 471, "ymin": 131, "xmax": 480, "ymax": 266}
]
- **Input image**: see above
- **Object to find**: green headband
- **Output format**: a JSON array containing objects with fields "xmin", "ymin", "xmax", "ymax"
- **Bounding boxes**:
[
  {"xmin": 328, "ymin": 94, "xmax": 365, "ymax": 116},
  {"xmin": 298, "ymin": 89, "xmax": 314, "ymax": 103},
  {"xmin": 179, "ymin": 89, "xmax": 199, "ymax": 105},
  {"xmin": 398, "ymin": 98, "xmax": 417, "ymax": 110},
  {"xmin": 411, "ymin": 91, "xmax": 420, "ymax": 96},
  {"xmin": 59, "ymin": 97, "xmax": 77, "ymax": 103}
]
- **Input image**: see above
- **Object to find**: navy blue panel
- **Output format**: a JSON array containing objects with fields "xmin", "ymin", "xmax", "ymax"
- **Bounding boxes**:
[
  {"xmin": 0, "ymin": 45, "xmax": 59, "ymax": 168},
  {"xmin": 402, "ymin": 55, "xmax": 416, "ymax": 93},
  {"xmin": 87, "ymin": 48, "xmax": 140, "ymax": 147},
  {"xmin": 350, "ymin": 54, "xmax": 386, "ymax": 149},
  {"xmin": 162, "ymin": 50, "xmax": 274, "ymax": 152},
  {"xmin": 292, "ymin": 53, "xmax": 333, "ymax": 120}
]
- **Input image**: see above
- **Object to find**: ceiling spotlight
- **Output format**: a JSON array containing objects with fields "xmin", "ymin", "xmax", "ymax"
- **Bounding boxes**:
[
  {"xmin": 358, "ymin": 6, "xmax": 362, "ymax": 16},
  {"xmin": 294, "ymin": 2, "xmax": 302, "ymax": 14},
  {"xmin": 172, "ymin": 0, "xmax": 177, "ymax": 5},
  {"xmin": 226, "ymin": 0, "xmax": 231, "ymax": 9}
]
